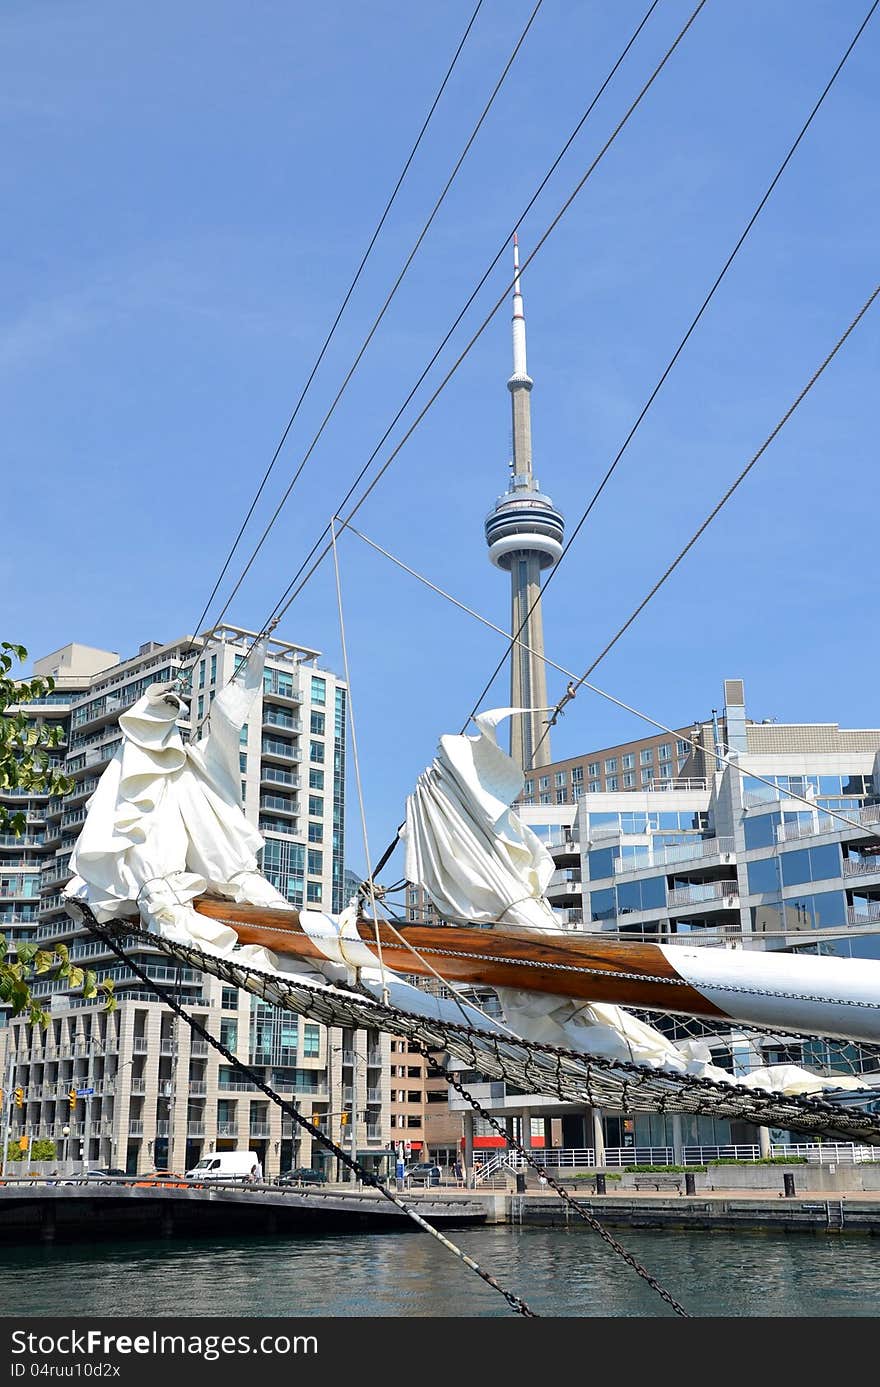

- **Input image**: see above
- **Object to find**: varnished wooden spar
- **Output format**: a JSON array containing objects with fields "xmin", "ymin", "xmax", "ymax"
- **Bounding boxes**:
[{"xmin": 192, "ymin": 897, "xmax": 727, "ymax": 1020}]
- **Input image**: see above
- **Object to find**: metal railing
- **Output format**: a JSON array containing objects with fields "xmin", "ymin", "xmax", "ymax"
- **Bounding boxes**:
[
  {"xmin": 614, "ymin": 837, "xmax": 735, "ymax": 873},
  {"xmin": 844, "ymin": 857, "xmax": 880, "ymax": 877},
  {"xmin": 667, "ymin": 879, "xmax": 738, "ymax": 908}
]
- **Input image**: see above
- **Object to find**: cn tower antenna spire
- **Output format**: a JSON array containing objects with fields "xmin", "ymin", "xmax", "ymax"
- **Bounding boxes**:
[
  {"xmin": 484, "ymin": 233, "xmax": 565, "ymax": 772},
  {"xmin": 510, "ymin": 232, "xmax": 530, "ymax": 406}
]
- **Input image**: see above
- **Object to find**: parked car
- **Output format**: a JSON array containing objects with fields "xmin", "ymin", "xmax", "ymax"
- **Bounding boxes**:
[
  {"xmin": 84, "ymin": 1167, "xmax": 128, "ymax": 1179},
  {"xmin": 277, "ymin": 1167, "xmax": 326, "ymax": 1186},
  {"xmin": 405, "ymin": 1162, "xmax": 442, "ymax": 1186}
]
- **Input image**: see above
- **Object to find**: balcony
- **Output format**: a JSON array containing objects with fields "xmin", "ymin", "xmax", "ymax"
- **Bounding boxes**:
[
  {"xmin": 249, "ymin": 1124, "xmax": 271, "ymax": 1138},
  {"xmin": 848, "ymin": 902, "xmax": 880, "ymax": 925},
  {"xmin": 130, "ymin": 1078, "xmax": 146, "ymax": 1095},
  {"xmin": 132, "ymin": 1038, "xmax": 148, "ymax": 1054},
  {"xmin": 189, "ymin": 1081, "xmax": 207, "ymax": 1096},
  {"xmin": 262, "ymin": 709, "xmax": 302, "ymax": 733},
  {"xmin": 844, "ymin": 857, "xmax": 880, "ymax": 878},
  {"xmin": 614, "ymin": 836, "xmax": 735, "ymax": 873},
  {"xmin": 129, "ymin": 1121, "xmax": 144, "ymax": 1136},
  {"xmin": 259, "ymin": 766, "xmax": 300, "ymax": 790},
  {"xmin": 553, "ymin": 908, "xmax": 584, "ymax": 927},
  {"xmin": 262, "ymin": 673, "xmax": 301, "ymax": 703},
  {"xmin": 259, "ymin": 794, "xmax": 298, "ymax": 817},
  {"xmin": 667, "ymin": 879, "xmax": 739, "ymax": 909},
  {"xmin": 216, "ymin": 1122, "xmax": 239, "ymax": 1137},
  {"xmin": 187, "ymin": 1123, "xmax": 206, "ymax": 1138},
  {"xmin": 261, "ymin": 738, "xmax": 301, "ymax": 764}
]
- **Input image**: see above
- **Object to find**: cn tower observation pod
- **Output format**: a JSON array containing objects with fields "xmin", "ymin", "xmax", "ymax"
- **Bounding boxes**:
[{"xmin": 484, "ymin": 477, "xmax": 565, "ymax": 570}]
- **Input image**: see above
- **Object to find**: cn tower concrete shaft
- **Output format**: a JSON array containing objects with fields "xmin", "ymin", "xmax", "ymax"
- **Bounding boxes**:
[{"xmin": 484, "ymin": 235, "xmax": 564, "ymax": 772}]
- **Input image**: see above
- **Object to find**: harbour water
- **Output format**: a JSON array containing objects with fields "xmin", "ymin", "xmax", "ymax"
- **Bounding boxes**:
[{"xmin": 2, "ymin": 1226, "xmax": 879, "ymax": 1317}]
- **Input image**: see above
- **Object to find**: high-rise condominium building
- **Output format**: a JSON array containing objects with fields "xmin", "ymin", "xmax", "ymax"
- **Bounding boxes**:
[{"xmin": 2, "ymin": 626, "xmax": 391, "ymax": 1179}]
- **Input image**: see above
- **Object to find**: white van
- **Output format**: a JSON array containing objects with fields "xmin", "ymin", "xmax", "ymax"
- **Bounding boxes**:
[{"xmin": 185, "ymin": 1151, "xmax": 262, "ymax": 1183}]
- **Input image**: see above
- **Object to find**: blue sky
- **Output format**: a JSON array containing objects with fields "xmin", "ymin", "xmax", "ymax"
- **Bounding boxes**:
[{"xmin": 2, "ymin": 1, "xmax": 877, "ymax": 875}]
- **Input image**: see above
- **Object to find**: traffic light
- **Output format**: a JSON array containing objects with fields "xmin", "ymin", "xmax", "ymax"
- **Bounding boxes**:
[
  {"xmin": 311, "ymin": 1113, "xmax": 321, "ymax": 1127},
  {"xmin": 14, "ymin": 1087, "xmax": 23, "ymax": 1109},
  {"xmin": 18, "ymin": 1135, "xmax": 28, "ymax": 1153},
  {"xmin": 339, "ymin": 1112, "xmax": 348, "ymax": 1126},
  {"xmin": 68, "ymin": 1088, "xmax": 78, "ymax": 1111}
]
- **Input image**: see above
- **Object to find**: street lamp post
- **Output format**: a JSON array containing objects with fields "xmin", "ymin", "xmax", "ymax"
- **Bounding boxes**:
[{"xmin": 61, "ymin": 1124, "xmax": 70, "ymax": 1173}]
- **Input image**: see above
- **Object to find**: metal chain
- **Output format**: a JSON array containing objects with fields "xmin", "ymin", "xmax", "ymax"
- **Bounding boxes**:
[
  {"xmin": 416, "ymin": 1045, "xmax": 690, "ymax": 1317},
  {"xmin": 76, "ymin": 907, "xmax": 537, "ymax": 1318}
]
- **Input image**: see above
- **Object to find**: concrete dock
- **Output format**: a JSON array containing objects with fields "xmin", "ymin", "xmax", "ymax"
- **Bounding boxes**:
[
  {"xmin": 4, "ymin": 1178, "xmax": 879, "ymax": 1245},
  {"xmin": 0, "ymin": 1179, "xmax": 488, "ymax": 1245}
]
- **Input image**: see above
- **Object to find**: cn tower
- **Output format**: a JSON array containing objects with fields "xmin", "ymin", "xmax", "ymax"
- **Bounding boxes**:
[{"xmin": 484, "ymin": 235, "xmax": 564, "ymax": 772}]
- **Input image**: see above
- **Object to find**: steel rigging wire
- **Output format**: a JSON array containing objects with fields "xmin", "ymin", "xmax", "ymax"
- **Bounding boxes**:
[
  {"xmin": 526, "ymin": 279, "xmax": 880, "ymax": 768},
  {"xmin": 178, "ymin": 0, "xmax": 488, "ymax": 668},
  {"xmin": 463, "ymin": 0, "xmax": 880, "ymax": 748},
  {"xmin": 193, "ymin": 0, "xmax": 548, "ymax": 658},
  {"xmin": 246, "ymin": 0, "xmax": 708, "ymax": 649},
  {"xmin": 214, "ymin": 0, "xmax": 663, "ymax": 654}
]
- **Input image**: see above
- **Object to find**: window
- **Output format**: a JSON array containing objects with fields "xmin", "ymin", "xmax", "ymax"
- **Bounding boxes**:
[
  {"xmin": 219, "ymin": 1018, "xmax": 238, "ymax": 1051},
  {"xmin": 589, "ymin": 781, "xmax": 601, "ymax": 793},
  {"xmin": 307, "ymin": 849, "xmax": 323, "ymax": 875},
  {"xmin": 555, "ymin": 789, "xmax": 566, "ymax": 804},
  {"xmin": 524, "ymin": 779, "xmax": 533, "ymax": 795},
  {"xmin": 607, "ymin": 776, "xmax": 619, "ymax": 792},
  {"xmin": 310, "ymin": 740, "xmax": 325, "ymax": 764},
  {"xmin": 590, "ymin": 888, "xmax": 616, "ymax": 922},
  {"xmin": 781, "ymin": 844, "xmax": 841, "ymax": 887},
  {"xmin": 573, "ymin": 785, "xmax": 584, "ymax": 800},
  {"xmin": 197, "ymin": 694, "xmax": 204, "ymax": 720},
  {"xmin": 302, "ymin": 1024, "xmax": 320, "ymax": 1058},
  {"xmin": 306, "ymin": 880, "xmax": 323, "ymax": 904},
  {"xmin": 640, "ymin": 748, "xmax": 653, "ymax": 765},
  {"xmin": 308, "ymin": 821, "xmax": 322, "ymax": 843},
  {"xmin": 617, "ymin": 876, "xmax": 666, "ymax": 913},
  {"xmin": 310, "ymin": 676, "xmax": 326, "ymax": 706},
  {"xmin": 309, "ymin": 711, "xmax": 325, "ymax": 736},
  {"xmin": 309, "ymin": 768, "xmax": 324, "ymax": 790},
  {"xmin": 210, "ymin": 654, "xmax": 217, "ymax": 685},
  {"xmin": 198, "ymin": 661, "xmax": 205, "ymax": 690},
  {"xmin": 588, "ymin": 763, "xmax": 600, "ymax": 778},
  {"xmin": 539, "ymin": 793, "xmax": 551, "ymax": 805},
  {"xmin": 308, "ymin": 795, "xmax": 323, "ymax": 818},
  {"xmin": 239, "ymin": 752, "xmax": 247, "ymax": 773},
  {"xmin": 783, "ymin": 891, "xmax": 847, "ymax": 932},
  {"xmin": 539, "ymin": 776, "xmax": 549, "ymax": 790},
  {"xmin": 747, "ymin": 857, "xmax": 779, "ymax": 894},
  {"xmin": 240, "ymin": 725, "xmax": 249, "ymax": 745},
  {"xmin": 623, "ymin": 772, "xmax": 635, "ymax": 788},
  {"xmin": 658, "ymin": 743, "xmax": 671, "ymax": 762},
  {"xmin": 641, "ymin": 767, "xmax": 654, "ymax": 784},
  {"xmin": 744, "ymin": 813, "xmax": 780, "ymax": 851},
  {"xmin": 221, "ymin": 987, "xmax": 238, "ymax": 1011},
  {"xmin": 555, "ymin": 771, "xmax": 566, "ymax": 787},
  {"xmin": 571, "ymin": 766, "xmax": 583, "ymax": 783},
  {"xmin": 588, "ymin": 848, "xmax": 615, "ymax": 880},
  {"xmin": 621, "ymin": 753, "xmax": 634, "ymax": 770},
  {"xmin": 658, "ymin": 762, "xmax": 671, "ymax": 779},
  {"xmin": 604, "ymin": 758, "xmax": 617, "ymax": 774},
  {"xmin": 676, "ymin": 739, "xmax": 689, "ymax": 756}
]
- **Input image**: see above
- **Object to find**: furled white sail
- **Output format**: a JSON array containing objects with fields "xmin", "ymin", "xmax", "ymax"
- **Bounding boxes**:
[
  {"xmin": 66, "ymin": 643, "xmax": 290, "ymax": 968},
  {"xmin": 403, "ymin": 710, "xmax": 869, "ymax": 1093}
]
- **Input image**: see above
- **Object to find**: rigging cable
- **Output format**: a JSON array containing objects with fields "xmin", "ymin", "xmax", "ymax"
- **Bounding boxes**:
[
  {"xmin": 232, "ymin": 0, "xmax": 706, "ymax": 662},
  {"xmin": 527, "ymin": 279, "xmax": 880, "ymax": 767},
  {"xmin": 329, "ymin": 516, "xmax": 389, "ymax": 1004},
  {"xmin": 463, "ymin": 0, "xmax": 880, "ymax": 740},
  {"xmin": 176, "ymin": 0, "xmax": 487, "ymax": 674},
  {"xmin": 344, "ymin": 520, "xmax": 880, "ymax": 843},
  {"xmin": 202, "ymin": 0, "xmax": 548, "ymax": 645}
]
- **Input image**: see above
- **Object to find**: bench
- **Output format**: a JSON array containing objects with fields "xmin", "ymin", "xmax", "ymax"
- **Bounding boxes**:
[{"xmin": 632, "ymin": 1173, "xmax": 683, "ymax": 1193}]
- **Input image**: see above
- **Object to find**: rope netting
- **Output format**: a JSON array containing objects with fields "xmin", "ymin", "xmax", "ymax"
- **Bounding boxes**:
[{"xmin": 89, "ymin": 917, "xmax": 880, "ymax": 1144}]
